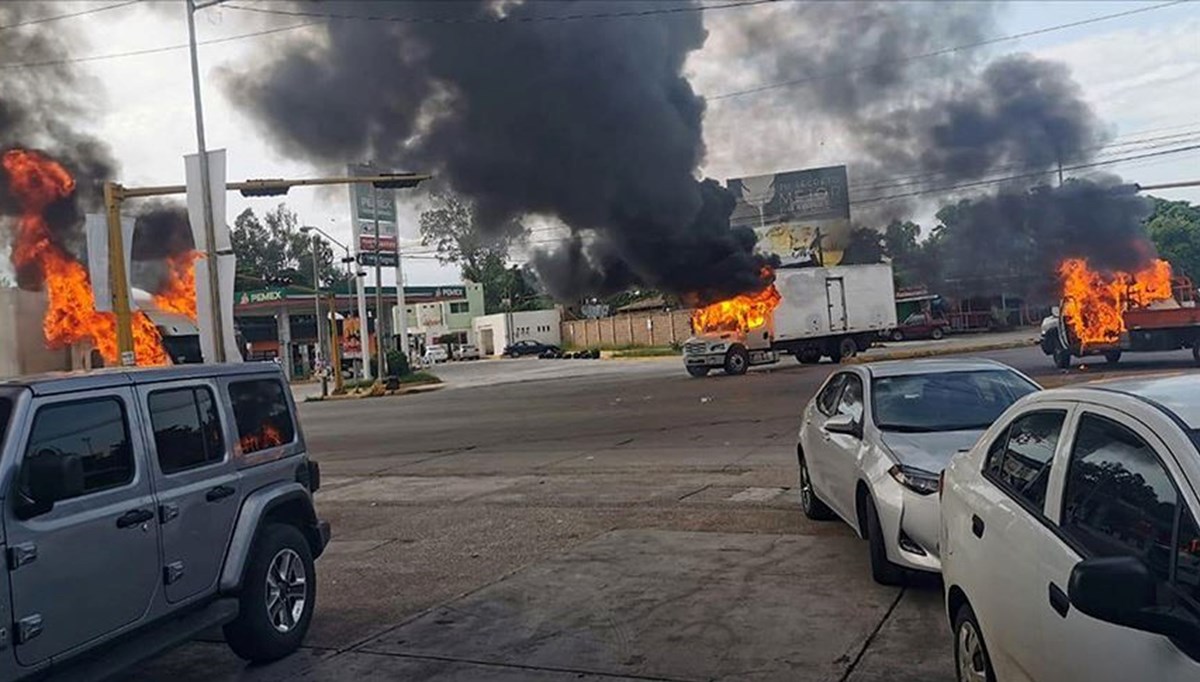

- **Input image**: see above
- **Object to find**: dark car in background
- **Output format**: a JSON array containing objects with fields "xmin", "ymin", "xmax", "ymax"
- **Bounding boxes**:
[{"xmin": 504, "ymin": 340, "xmax": 561, "ymax": 358}]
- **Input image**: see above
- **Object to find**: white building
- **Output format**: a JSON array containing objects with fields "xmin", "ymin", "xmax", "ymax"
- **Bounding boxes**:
[{"xmin": 472, "ymin": 309, "xmax": 562, "ymax": 356}]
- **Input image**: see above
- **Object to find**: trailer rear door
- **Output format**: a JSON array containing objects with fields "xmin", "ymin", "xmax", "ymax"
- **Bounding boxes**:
[{"xmin": 826, "ymin": 277, "xmax": 848, "ymax": 332}]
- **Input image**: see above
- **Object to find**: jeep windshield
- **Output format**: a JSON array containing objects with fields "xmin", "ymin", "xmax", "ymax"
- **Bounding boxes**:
[{"xmin": 872, "ymin": 370, "xmax": 1038, "ymax": 433}]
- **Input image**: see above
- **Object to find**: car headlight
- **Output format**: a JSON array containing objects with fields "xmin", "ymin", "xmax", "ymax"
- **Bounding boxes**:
[
  {"xmin": 888, "ymin": 464, "xmax": 940, "ymax": 496},
  {"xmin": 709, "ymin": 343, "xmax": 727, "ymax": 352}
]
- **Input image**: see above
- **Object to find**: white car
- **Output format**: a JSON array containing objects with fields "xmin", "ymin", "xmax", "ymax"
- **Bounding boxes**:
[
  {"xmin": 454, "ymin": 343, "xmax": 481, "ymax": 361},
  {"xmin": 941, "ymin": 375, "xmax": 1200, "ymax": 682},
  {"xmin": 798, "ymin": 359, "xmax": 1038, "ymax": 584},
  {"xmin": 422, "ymin": 345, "xmax": 450, "ymax": 364}
]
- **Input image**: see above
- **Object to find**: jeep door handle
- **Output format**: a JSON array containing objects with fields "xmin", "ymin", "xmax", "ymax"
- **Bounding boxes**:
[
  {"xmin": 206, "ymin": 485, "xmax": 236, "ymax": 502},
  {"xmin": 971, "ymin": 515, "xmax": 985, "ymax": 538},
  {"xmin": 116, "ymin": 508, "xmax": 154, "ymax": 528}
]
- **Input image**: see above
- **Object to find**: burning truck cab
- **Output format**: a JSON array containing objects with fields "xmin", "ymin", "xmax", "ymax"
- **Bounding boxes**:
[
  {"xmin": 682, "ymin": 264, "xmax": 897, "ymax": 377},
  {"xmin": 1042, "ymin": 258, "xmax": 1200, "ymax": 368}
]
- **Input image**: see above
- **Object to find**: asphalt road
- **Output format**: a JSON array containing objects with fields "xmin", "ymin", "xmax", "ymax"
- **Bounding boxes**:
[{"xmin": 126, "ymin": 343, "xmax": 1200, "ymax": 682}]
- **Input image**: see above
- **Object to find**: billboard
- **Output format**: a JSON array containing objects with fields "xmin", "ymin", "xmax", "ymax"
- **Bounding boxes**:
[
  {"xmin": 727, "ymin": 165, "xmax": 850, "ymax": 267},
  {"xmin": 348, "ymin": 164, "xmax": 399, "ymax": 259}
]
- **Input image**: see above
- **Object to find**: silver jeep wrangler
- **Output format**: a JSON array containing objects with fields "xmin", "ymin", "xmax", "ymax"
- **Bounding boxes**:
[{"xmin": 0, "ymin": 364, "xmax": 330, "ymax": 680}]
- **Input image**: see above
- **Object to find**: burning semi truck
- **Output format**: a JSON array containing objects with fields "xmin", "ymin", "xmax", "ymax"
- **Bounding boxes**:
[
  {"xmin": 682, "ymin": 263, "xmax": 896, "ymax": 376},
  {"xmin": 1041, "ymin": 258, "xmax": 1200, "ymax": 368}
]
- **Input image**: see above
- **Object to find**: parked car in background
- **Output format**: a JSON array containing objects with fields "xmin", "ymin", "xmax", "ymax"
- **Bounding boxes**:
[
  {"xmin": 453, "ymin": 343, "xmax": 481, "ymax": 361},
  {"xmin": 422, "ymin": 344, "xmax": 450, "ymax": 364},
  {"xmin": 941, "ymin": 375, "xmax": 1200, "ymax": 682},
  {"xmin": 0, "ymin": 364, "xmax": 329, "ymax": 681},
  {"xmin": 504, "ymin": 340, "xmax": 560, "ymax": 358},
  {"xmin": 797, "ymin": 359, "xmax": 1038, "ymax": 584},
  {"xmin": 889, "ymin": 311, "xmax": 952, "ymax": 341}
]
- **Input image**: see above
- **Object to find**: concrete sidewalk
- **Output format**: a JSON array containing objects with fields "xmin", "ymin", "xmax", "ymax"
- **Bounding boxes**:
[{"xmin": 853, "ymin": 328, "xmax": 1038, "ymax": 364}]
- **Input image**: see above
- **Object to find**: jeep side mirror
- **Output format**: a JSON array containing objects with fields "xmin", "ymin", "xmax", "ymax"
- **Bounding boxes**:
[
  {"xmin": 1069, "ymin": 556, "xmax": 1200, "ymax": 643},
  {"xmin": 17, "ymin": 450, "xmax": 84, "ymax": 520},
  {"xmin": 824, "ymin": 414, "xmax": 862, "ymax": 439}
]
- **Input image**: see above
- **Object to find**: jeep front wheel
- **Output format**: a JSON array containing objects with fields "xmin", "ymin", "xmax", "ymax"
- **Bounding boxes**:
[{"xmin": 224, "ymin": 523, "xmax": 316, "ymax": 663}]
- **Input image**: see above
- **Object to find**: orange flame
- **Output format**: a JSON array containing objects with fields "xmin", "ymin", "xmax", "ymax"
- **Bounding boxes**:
[
  {"xmin": 691, "ymin": 276, "xmax": 783, "ymax": 334},
  {"xmin": 1059, "ymin": 257, "xmax": 1174, "ymax": 348},
  {"xmin": 2, "ymin": 149, "xmax": 169, "ymax": 366},
  {"xmin": 240, "ymin": 423, "xmax": 285, "ymax": 453},
  {"xmin": 153, "ymin": 250, "xmax": 199, "ymax": 321}
]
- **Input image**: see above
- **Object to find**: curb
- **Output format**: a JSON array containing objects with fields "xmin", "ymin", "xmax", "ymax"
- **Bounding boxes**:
[{"xmin": 847, "ymin": 338, "xmax": 1038, "ymax": 364}]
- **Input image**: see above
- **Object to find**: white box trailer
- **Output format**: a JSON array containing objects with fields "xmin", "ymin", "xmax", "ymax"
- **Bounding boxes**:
[{"xmin": 683, "ymin": 263, "xmax": 896, "ymax": 376}]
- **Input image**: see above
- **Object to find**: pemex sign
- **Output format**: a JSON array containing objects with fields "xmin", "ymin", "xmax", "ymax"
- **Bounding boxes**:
[{"xmin": 235, "ymin": 288, "xmax": 286, "ymax": 306}]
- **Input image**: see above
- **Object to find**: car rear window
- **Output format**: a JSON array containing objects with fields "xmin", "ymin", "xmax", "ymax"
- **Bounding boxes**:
[
  {"xmin": 228, "ymin": 379, "xmax": 296, "ymax": 454},
  {"xmin": 0, "ymin": 397, "xmax": 12, "ymax": 450},
  {"xmin": 872, "ymin": 369, "xmax": 1038, "ymax": 432}
]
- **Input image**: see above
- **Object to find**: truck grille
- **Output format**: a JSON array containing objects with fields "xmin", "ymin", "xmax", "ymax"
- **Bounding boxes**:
[{"xmin": 684, "ymin": 342, "xmax": 707, "ymax": 355}]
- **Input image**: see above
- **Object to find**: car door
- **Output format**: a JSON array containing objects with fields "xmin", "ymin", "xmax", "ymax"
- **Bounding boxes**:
[
  {"xmin": 1038, "ymin": 407, "xmax": 1200, "ymax": 681},
  {"xmin": 824, "ymin": 373, "xmax": 867, "ymax": 524},
  {"xmin": 802, "ymin": 373, "xmax": 847, "ymax": 511},
  {"xmin": 139, "ymin": 380, "xmax": 241, "ymax": 604},
  {"xmin": 5, "ymin": 388, "xmax": 160, "ymax": 665},
  {"xmin": 956, "ymin": 405, "xmax": 1072, "ymax": 682}
]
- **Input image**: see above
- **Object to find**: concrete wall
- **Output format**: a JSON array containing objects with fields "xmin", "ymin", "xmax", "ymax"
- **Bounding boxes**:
[
  {"xmin": 0, "ymin": 289, "xmax": 72, "ymax": 378},
  {"xmin": 561, "ymin": 310, "xmax": 694, "ymax": 349}
]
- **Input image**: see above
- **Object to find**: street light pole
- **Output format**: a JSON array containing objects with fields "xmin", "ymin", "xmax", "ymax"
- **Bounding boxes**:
[
  {"xmin": 186, "ymin": 0, "xmax": 227, "ymax": 362},
  {"xmin": 372, "ymin": 185, "xmax": 385, "ymax": 379}
]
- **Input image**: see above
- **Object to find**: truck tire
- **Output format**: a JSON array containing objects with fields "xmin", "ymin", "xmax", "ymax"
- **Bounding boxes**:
[
  {"xmin": 1104, "ymin": 351, "xmax": 1122, "ymax": 364},
  {"xmin": 723, "ymin": 346, "xmax": 749, "ymax": 375},
  {"xmin": 931, "ymin": 327, "xmax": 945, "ymax": 340},
  {"xmin": 830, "ymin": 337, "xmax": 857, "ymax": 364},
  {"xmin": 796, "ymin": 348, "xmax": 821, "ymax": 364},
  {"xmin": 224, "ymin": 524, "xmax": 317, "ymax": 663},
  {"xmin": 686, "ymin": 366, "xmax": 710, "ymax": 378},
  {"xmin": 1053, "ymin": 348, "xmax": 1072, "ymax": 369}
]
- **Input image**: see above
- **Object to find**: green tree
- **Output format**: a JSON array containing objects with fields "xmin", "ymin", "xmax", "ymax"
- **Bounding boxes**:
[
  {"xmin": 232, "ymin": 204, "xmax": 347, "ymax": 291},
  {"xmin": 1146, "ymin": 197, "xmax": 1200, "ymax": 281},
  {"xmin": 419, "ymin": 193, "xmax": 525, "ymax": 313}
]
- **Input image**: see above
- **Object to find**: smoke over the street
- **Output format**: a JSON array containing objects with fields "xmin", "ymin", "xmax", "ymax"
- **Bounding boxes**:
[
  {"xmin": 0, "ymin": 3, "xmax": 116, "ymax": 284},
  {"xmin": 130, "ymin": 200, "xmax": 196, "ymax": 294},
  {"xmin": 225, "ymin": 0, "xmax": 1139, "ymax": 299}
]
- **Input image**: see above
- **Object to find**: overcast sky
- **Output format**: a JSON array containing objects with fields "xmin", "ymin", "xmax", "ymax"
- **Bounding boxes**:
[{"xmin": 10, "ymin": 0, "xmax": 1200, "ymax": 286}]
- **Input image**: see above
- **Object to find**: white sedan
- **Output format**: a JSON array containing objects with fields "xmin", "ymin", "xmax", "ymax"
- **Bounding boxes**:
[
  {"xmin": 797, "ymin": 359, "xmax": 1038, "ymax": 584},
  {"xmin": 941, "ymin": 374, "xmax": 1200, "ymax": 682}
]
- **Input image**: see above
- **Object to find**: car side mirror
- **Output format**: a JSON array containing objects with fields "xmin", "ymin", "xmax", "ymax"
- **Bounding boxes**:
[
  {"xmin": 16, "ymin": 450, "xmax": 84, "ymax": 520},
  {"xmin": 824, "ymin": 414, "xmax": 862, "ymax": 439},
  {"xmin": 1069, "ymin": 556, "xmax": 1200, "ymax": 643}
]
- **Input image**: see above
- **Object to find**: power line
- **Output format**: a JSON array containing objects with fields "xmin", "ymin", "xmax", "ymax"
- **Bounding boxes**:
[
  {"xmin": 221, "ymin": 0, "xmax": 781, "ymax": 25},
  {"xmin": 0, "ymin": 0, "xmax": 141, "ymax": 31},
  {"xmin": 0, "ymin": 20, "xmax": 320, "ymax": 70},
  {"xmin": 707, "ymin": 0, "xmax": 1190, "ymax": 102}
]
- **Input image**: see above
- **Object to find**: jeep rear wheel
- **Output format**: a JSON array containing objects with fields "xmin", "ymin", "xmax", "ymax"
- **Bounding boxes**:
[{"xmin": 225, "ymin": 524, "xmax": 316, "ymax": 663}]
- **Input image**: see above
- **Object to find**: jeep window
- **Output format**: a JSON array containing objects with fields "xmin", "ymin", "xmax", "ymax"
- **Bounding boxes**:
[
  {"xmin": 24, "ymin": 398, "xmax": 133, "ymax": 499},
  {"xmin": 149, "ymin": 387, "xmax": 226, "ymax": 474},
  {"xmin": 229, "ymin": 378, "xmax": 296, "ymax": 453}
]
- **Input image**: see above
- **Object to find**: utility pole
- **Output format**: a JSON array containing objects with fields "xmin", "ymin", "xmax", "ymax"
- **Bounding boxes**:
[
  {"xmin": 186, "ymin": 0, "xmax": 227, "ymax": 362},
  {"xmin": 372, "ymin": 185, "xmax": 386, "ymax": 378},
  {"xmin": 103, "ymin": 182, "xmax": 135, "ymax": 366}
]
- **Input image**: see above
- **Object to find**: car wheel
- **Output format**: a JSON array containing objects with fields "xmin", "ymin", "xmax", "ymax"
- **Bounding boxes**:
[
  {"xmin": 798, "ymin": 448, "xmax": 835, "ymax": 521},
  {"xmin": 831, "ymin": 337, "xmax": 857, "ymax": 364},
  {"xmin": 686, "ymin": 366, "xmax": 710, "ymax": 378},
  {"xmin": 224, "ymin": 524, "xmax": 316, "ymax": 663},
  {"xmin": 1194, "ymin": 344, "xmax": 1200, "ymax": 366},
  {"xmin": 1053, "ymin": 348, "xmax": 1072, "ymax": 369},
  {"xmin": 954, "ymin": 603, "xmax": 996, "ymax": 682},
  {"xmin": 1105, "ymin": 350, "xmax": 1122, "ymax": 364},
  {"xmin": 890, "ymin": 329, "xmax": 904, "ymax": 342},
  {"xmin": 723, "ymin": 346, "xmax": 749, "ymax": 375},
  {"xmin": 864, "ymin": 494, "xmax": 905, "ymax": 586},
  {"xmin": 931, "ymin": 327, "xmax": 945, "ymax": 340}
]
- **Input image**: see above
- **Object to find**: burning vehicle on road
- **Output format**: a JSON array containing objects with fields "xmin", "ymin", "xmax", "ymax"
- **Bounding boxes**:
[
  {"xmin": 682, "ymin": 263, "xmax": 896, "ymax": 376},
  {"xmin": 1041, "ymin": 257, "xmax": 1200, "ymax": 368}
]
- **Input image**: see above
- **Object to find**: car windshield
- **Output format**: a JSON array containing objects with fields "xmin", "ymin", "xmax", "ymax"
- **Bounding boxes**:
[{"xmin": 872, "ymin": 370, "xmax": 1038, "ymax": 432}]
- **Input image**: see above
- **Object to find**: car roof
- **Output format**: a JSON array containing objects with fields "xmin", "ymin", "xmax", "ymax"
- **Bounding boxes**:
[
  {"xmin": 1065, "ymin": 373, "xmax": 1200, "ymax": 430},
  {"xmin": 0, "ymin": 362, "xmax": 284, "ymax": 397},
  {"xmin": 864, "ymin": 357, "xmax": 1016, "ymax": 378}
]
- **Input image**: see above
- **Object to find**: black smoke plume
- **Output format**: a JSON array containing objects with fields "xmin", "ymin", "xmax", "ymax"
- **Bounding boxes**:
[
  {"xmin": 130, "ymin": 200, "xmax": 196, "ymax": 294},
  {"xmin": 223, "ymin": 0, "xmax": 773, "ymax": 302},
  {"xmin": 0, "ymin": 2, "xmax": 117, "ymax": 286}
]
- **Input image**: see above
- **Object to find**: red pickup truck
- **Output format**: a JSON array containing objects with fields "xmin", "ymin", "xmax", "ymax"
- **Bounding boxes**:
[{"xmin": 888, "ymin": 311, "xmax": 951, "ymax": 341}]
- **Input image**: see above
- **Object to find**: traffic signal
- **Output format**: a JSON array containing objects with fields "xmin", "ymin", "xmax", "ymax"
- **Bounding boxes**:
[
  {"xmin": 371, "ymin": 173, "xmax": 424, "ymax": 190},
  {"xmin": 239, "ymin": 179, "xmax": 290, "ymax": 197}
]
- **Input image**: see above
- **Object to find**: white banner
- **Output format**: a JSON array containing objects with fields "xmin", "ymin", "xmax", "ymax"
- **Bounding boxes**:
[
  {"xmin": 184, "ymin": 149, "xmax": 230, "ymax": 252},
  {"xmin": 84, "ymin": 213, "xmax": 136, "ymax": 313},
  {"xmin": 193, "ymin": 254, "xmax": 241, "ymax": 363},
  {"xmin": 185, "ymin": 149, "xmax": 240, "ymax": 363}
]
